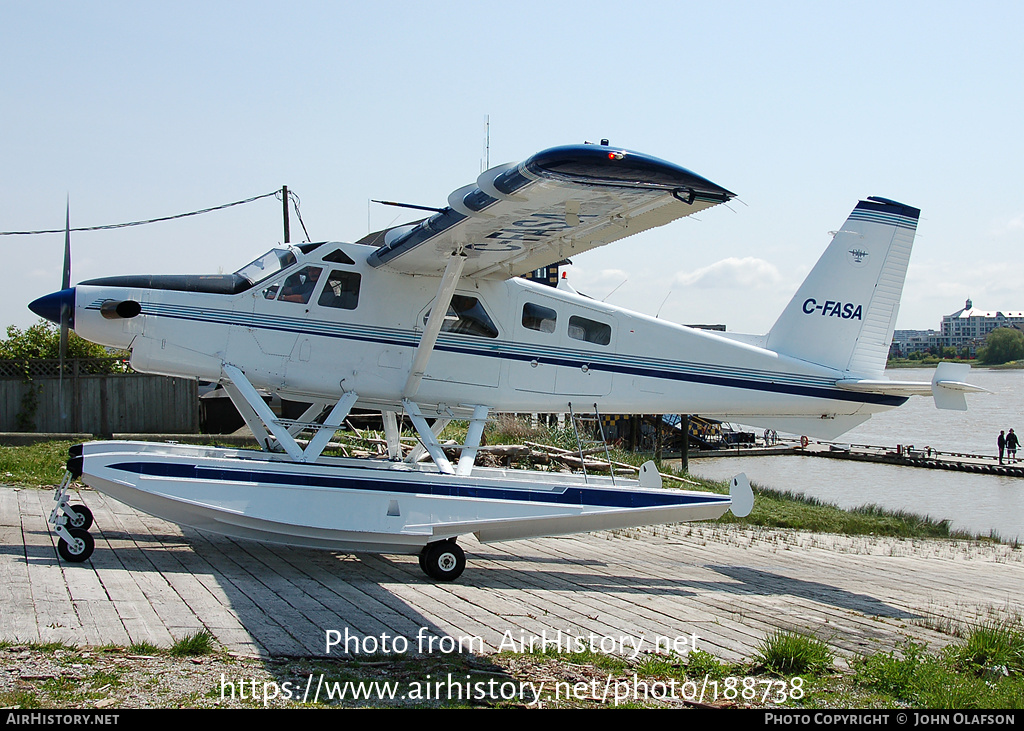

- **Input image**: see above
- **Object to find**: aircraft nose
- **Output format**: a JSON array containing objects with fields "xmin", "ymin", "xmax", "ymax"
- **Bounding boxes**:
[{"xmin": 28, "ymin": 287, "xmax": 76, "ymax": 328}]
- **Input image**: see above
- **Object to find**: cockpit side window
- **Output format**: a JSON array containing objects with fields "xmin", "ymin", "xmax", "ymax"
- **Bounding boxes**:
[
  {"xmin": 568, "ymin": 315, "xmax": 611, "ymax": 346},
  {"xmin": 318, "ymin": 270, "xmax": 361, "ymax": 310},
  {"xmin": 277, "ymin": 266, "xmax": 323, "ymax": 304},
  {"xmin": 424, "ymin": 295, "xmax": 499, "ymax": 338},
  {"xmin": 522, "ymin": 302, "xmax": 557, "ymax": 333}
]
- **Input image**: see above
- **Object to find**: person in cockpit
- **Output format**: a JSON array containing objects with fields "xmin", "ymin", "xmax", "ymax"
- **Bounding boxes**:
[{"xmin": 278, "ymin": 267, "xmax": 322, "ymax": 304}]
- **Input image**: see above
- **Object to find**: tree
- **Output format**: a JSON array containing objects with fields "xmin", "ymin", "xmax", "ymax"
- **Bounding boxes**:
[
  {"xmin": 0, "ymin": 320, "xmax": 118, "ymax": 361},
  {"xmin": 976, "ymin": 328, "xmax": 1024, "ymax": 365}
]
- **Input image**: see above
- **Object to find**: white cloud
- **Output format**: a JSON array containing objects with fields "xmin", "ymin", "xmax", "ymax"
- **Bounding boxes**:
[
  {"xmin": 673, "ymin": 257, "xmax": 783, "ymax": 289},
  {"xmin": 990, "ymin": 214, "xmax": 1024, "ymax": 237}
]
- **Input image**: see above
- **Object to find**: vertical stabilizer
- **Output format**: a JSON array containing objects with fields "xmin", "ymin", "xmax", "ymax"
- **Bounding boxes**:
[{"xmin": 765, "ymin": 197, "xmax": 919, "ymax": 376}]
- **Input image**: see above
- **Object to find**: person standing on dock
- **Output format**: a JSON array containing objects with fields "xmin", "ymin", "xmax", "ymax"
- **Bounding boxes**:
[
  {"xmin": 1007, "ymin": 429, "xmax": 1020, "ymax": 463},
  {"xmin": 998, "ymin": 430, "xmax": 1006, "ymax": 464}
]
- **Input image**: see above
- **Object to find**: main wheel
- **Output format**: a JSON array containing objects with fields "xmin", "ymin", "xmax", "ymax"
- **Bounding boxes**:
[
  {"xmin": 420, "ymin": 540, "xmax": 465, "ymax": 582},
  {"xmin": 58, "ymin": 528, "xmax": 95, "ymax": 563},
  {"xmin": 67, "ymin": 504, "xmax": 93, "ymax": 531}
]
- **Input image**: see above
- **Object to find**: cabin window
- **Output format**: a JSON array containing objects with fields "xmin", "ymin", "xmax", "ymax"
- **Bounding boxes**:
[
  {"xmin": 323, "ymin": 248, "xmax": 356, "ymax": 265},
  {"xmin": 277, "ymin": 266, "xmax": 323, "ymax": 304},
  {"xmin": 424, "ymin": 295, "xmax": 499, "ymax": 338},
  {"xmin": 318, "ymin": 270, "xmax": 361, "ymax": 310},
  {"xmin": 568, "ymin": 315, "xmax": 611, "ymax": 346},
  {"xmin": 522, "ymin": 302, "xmax": 557, "ymax": 333}
]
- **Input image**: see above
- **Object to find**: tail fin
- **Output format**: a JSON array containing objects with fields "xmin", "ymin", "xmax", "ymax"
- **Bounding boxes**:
[{"xmin": 765, "ymin": 197, "xmax": 919, "ymax": 376}]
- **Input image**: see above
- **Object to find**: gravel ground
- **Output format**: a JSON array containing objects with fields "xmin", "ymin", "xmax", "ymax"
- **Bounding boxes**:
[{"xmin": 1, "ymin": 643, "xmax": 741, "ymax": 709}]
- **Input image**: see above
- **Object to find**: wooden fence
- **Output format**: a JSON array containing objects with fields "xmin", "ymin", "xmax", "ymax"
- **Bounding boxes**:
[{"xmin": 0, "ymin": 358, "xmax": 199, "ymax": 434}]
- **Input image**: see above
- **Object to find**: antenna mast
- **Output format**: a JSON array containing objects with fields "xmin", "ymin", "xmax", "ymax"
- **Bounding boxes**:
[{"xmin": 482, "ymin": 114, "xmax": 490, "ymax": 172}]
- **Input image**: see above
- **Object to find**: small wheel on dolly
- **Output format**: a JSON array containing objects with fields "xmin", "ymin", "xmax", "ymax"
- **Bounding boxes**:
[
  {"xmin": 419, "ymin": 540, "xmax": 465, "ymax": 582},
  {"xmin": 67, "ymin": 504, "xmax": 93, "ymax": 531},
  {"xmin": 58, "ymin": 528, "xmax": 95, "ymax": 563}
]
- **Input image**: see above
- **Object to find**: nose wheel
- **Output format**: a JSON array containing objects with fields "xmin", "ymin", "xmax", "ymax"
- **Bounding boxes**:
[
  {"xmin": 66, "ymin": 504, "xmax": 94, "ymax": 531},
  {"xmin": 49, "ymin": 472, "xmax": 97, "ymax": 563},
  {"xmin": 419, "ymin": 539, "xmax": 466, "ymax": 581},
  {"xmin": 57, "ymin": 528, "xmax": 95, "ymax": 562}
]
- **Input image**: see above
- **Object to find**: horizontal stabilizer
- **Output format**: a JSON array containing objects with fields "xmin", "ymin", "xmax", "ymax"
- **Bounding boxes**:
[
  {"xmin": 836, "ymin": 362, "xmax": 986, "ymax": 411},
  {"xmin": 932, "ymin": 362, "xmax": 988, "ymax": 410}
]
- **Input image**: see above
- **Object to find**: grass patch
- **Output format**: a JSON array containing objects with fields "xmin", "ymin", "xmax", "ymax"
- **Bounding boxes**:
[
  {"xmin": 515, "ymin": 645, "xmax": 634, "ymax": 674},
  {"xmin": 711, "ymin": 483, "xmax": 978, "ymax": 540},
  {"xmin": 0, "ymin": 688, "xmax": 43, "ymax": 708},
  {"xmin": 1, "ymin": 640, "xmax": 80, "ymax": 653},
  {"xmin": 686, "ymin": 648, "xmax": 731, "ymax": 680},
  {"xmin": 169, "ymin": 629, "xmax": 216, "ymax": 657},
  {"xmin": 39, "ymin": 676, "xmax": 83, "ymax": 704},
  {"xmin": 0, "ymin": 440, "xmax": 76, "ymax": 486},
  {"xmin": 128, "ymin": 640, "xmax": 162, "ymax": 655},
  {"xmin": 753, "ymin": 629, "xmax": 835, "ymax": 677},
  {"xmin": 945, "ymin": 621, "xmax": 1024, "ymax": 676},
  {"xmin": 853, "ymin": 637, "xmax": 1024, "ymax": 709}
]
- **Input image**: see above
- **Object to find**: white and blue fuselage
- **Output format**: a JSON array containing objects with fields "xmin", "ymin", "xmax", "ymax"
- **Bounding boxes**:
[{"xmin": 68, "ymin": 240, "xmax": 904, "ymax": 436}]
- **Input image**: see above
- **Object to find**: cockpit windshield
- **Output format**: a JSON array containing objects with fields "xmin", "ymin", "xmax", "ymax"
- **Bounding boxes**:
[{"xmin": 235, "ymin": 248, "xmax": 298, "ymax": 286}]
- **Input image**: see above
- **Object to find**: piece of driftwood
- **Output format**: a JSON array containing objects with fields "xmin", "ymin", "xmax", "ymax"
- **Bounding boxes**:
[{"xmin": 525, "ymin": 441, "xmax": 700, "ymax": 485}]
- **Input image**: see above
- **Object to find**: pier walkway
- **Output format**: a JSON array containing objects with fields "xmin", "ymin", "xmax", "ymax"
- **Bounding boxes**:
[
  {"xmin": 691, "ymin": 440, "xmax": 1024, "ymax": 478},
  {"xmin": 3, "ymin": 484, "xmax": 1022, "ymax": 664}
]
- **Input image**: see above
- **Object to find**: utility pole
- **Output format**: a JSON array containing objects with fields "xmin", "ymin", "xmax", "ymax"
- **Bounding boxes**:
[
  {"xmin": 282, "ymin": 185, "xmax": 291, "ymax": 243},
  {"xmin": 680, "ymin": 414, "xmax": 689, "ymax": 473}
]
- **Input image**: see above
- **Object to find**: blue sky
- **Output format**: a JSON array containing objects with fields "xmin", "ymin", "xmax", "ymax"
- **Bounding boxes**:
[{"xmin": 3, "ymin": 1, "xmax": 1022, "ymax": 334}]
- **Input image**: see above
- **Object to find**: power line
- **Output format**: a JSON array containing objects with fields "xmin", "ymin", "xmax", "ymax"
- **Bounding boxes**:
[
  {"xmin": 0, "ymin": 190, "xmax": 282, "ymax": 236},
  {"xmin": 276, "ymin": 188, "xmax": 311, "ymax": 242}
]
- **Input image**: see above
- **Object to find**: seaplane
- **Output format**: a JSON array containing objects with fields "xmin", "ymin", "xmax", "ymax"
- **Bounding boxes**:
[{"xmin": 29, "ymin": 142, "xmax": 982, "ymax": 580}]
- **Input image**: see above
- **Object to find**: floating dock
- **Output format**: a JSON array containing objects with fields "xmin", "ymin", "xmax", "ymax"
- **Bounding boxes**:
[{"xmin": 691, "ymin": 440, "xmax": 1024, "ymax": 478}]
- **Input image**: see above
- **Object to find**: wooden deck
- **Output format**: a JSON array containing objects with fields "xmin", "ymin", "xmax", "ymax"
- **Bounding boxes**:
[{"xmin": 3, "ymin": 484, "xmax": 1022, "ymax": 663}]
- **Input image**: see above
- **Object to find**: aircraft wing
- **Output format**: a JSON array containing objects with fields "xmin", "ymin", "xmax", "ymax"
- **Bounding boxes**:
[{"xmin": 364, "ymin": 144, "xmax": 734, "ymax": 279}]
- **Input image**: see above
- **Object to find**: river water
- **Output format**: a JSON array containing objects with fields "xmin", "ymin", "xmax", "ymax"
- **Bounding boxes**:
[{"xmin": 687, "ymin": 368, "xmax": 1024, "ymax": 542}]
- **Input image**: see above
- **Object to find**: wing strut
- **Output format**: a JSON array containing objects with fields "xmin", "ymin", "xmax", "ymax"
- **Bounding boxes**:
[{"xmin": 403, "ymin": 251, "xmax": 467, "ymax": 399}]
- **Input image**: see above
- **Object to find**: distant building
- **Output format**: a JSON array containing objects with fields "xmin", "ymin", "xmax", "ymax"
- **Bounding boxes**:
[
  {"xmin": 891, "ymin": 299, "xmax": 1024, "ymax": 358},
  {"xmin": 890, "ymin": 329, "xmax": 942, "ymax": 358},
  {"xmin": 940, "ymin": 298, "xmax": 1024, "ymax": 354}
]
